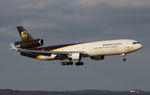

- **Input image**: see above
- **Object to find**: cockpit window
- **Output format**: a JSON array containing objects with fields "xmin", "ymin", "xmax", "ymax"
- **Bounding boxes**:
[{"xmin": 133, "ymin": 42, "xmax": 140, "ymax": 44}]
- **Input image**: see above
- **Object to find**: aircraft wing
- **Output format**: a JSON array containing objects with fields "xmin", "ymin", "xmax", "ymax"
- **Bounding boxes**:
[{"xmin": 10, "ymin": 44, "xmax": 86, "ymax": 55}]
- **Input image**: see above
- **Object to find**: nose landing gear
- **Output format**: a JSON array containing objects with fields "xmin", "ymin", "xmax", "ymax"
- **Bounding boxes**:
[{"xmin": 121, "ymin": 53, "xmax": 127, "ymax": 62}]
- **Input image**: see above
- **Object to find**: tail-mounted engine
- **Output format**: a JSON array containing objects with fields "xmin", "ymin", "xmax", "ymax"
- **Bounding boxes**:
[{"xmin": 15, "ymin": 39, "xmax": 44, "ymax": 49}]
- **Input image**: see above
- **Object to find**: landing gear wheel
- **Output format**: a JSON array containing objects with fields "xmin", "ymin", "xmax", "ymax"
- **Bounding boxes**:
[
  {"xmin": 80, "ymin": 62, "xmax": 84, "ymax": 65},
  {"xmin": 61, "ymin": 61, "xmax": 73, "ymax": 66},
  {"xmin": 75, "ymin": 62, "xmax": 84, "ymax": 66},
  {"xmin": 66, "ymin": 62, "xmax": 73, "ymax": 65},
  {"xmin": 61, "ymin": 62, "xmax": 67, "ymax": 66},
  {"xmin": 123, "ymin": 58, "xmax": 126, "ymax": 62},
  {"xmin": 68, "ymin": 62, "xmax": 73, "ymax": 65}
]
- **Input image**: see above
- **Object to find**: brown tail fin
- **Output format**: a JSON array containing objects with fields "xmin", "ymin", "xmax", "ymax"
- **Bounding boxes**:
[{"xmin": 17, "ymin": 26, "xmax": 34, "ymax": 41}]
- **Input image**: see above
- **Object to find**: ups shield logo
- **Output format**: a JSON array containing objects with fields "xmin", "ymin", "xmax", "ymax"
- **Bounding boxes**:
[{"xmin": 21, "ymin": 31, "xmax": 28, "ymax": 40}]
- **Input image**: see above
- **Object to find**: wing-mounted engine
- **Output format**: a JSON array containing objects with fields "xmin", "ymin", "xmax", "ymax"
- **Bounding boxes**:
[
  {"xmin": 90, "ymin": 55, "xmax": 104, "ymax": 60},
  {"xmin": 68, "ymin": 53, "xmax": 81, "ymax": 60},
  {"xmin": 15, "ymin": 39, "xmax": 44, "ymax": 49}
]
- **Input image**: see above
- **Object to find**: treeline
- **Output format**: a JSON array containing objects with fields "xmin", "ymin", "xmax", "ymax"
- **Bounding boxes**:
[{"xmin": 0, "ymin": 89, "xmax": 150, "ymax": 95}]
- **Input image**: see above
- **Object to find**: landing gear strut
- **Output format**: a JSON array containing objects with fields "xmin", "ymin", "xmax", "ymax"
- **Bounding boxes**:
[
  {"xmin": 61, "ymin": 59, "xmax": 73, "ymax": 66},
  {"xmin": 75, "ymin": 56, "xmax": 84, "ymax": 66},
  {"xmin": 61, "ymin": 61, "xmax": 84, "ymax": 66},
  {"xmin": 61, "ymin": 61, "xmax": 73, "ymax": 66},
  {"xmin": 60, "ymin": 54, "xmax": 84, "ymax": 66},
  {"xmin": 75, "ymin": 62, "xmax": 84, "ymax": 66},
  {"xmin": 121, "ymin": 53, "xmax": 127, "ymax": 62}
]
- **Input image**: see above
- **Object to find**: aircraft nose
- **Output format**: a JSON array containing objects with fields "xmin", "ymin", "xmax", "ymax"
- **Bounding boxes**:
[
  {"xmin": 132, "ymin": 43, "xmax": 142, "ymax": 51},
  {"xmin": 136, "ymin": 43, "xmax": 142, "ymax": 50},
  {"xmin": 139, "ymin": 44, "xmax": 142, "ymax": 49}
]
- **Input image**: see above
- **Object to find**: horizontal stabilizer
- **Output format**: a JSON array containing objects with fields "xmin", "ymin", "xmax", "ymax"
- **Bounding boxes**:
[{"xmin": 10, "ymin": 44, "xmax": 18, "ymax": 51}]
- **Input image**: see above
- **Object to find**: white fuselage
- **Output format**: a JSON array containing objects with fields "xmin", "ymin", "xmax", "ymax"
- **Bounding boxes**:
[{"xmin": 38, "ymin": 39, "xmax": 142, "ymax": 60}]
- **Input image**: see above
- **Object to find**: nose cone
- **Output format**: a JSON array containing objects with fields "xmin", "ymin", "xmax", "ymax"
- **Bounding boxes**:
[
  {"xmin": 136, "ymin": 44, "xmax": 142, "ymax": 50},
  {"xmin": 138, "ymin": 44, "xmax": 142, "ymax": 49}
]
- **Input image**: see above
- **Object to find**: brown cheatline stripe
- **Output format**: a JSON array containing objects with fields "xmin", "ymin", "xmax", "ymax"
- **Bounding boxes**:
[
  {"xmin": 50, "ymin": 43, "xmax": 81, "ymax": 51},
  {"xmin": 36, "ymin": 43, "xmax": 82, "ymax": 59}
]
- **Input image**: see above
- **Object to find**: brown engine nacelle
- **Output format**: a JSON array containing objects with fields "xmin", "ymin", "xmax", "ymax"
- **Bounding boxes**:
[{"xmin": 15, "ymin": 39, "xmax": 44, "ymax": 49}]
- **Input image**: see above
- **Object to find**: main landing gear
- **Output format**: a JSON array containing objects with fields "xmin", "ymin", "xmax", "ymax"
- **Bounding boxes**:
[
  {"xmin": 61, "ymin": 54, "xmax": 84, "ymax": 66},
  {"xmin": 75, "ymin": 62, "xmax": 84, "ymax": 66},
  {"xmin": 61, "ymin": 61, "xmax": 73, "ymax": 66},
  {"xmin": 121, "ymin": 53, "xmax": 127, "ymax": 62},
  {"xmin": 60, "ymin": 59, "xmax": 84, "ymax": 66},
  {"xmin": 75, "ymin": 57, "xmax": 84, "ymax": 66}
]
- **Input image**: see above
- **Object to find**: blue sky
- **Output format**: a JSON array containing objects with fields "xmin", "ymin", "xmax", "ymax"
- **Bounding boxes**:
[{"xmin": 0, "ymin": 0, "xmax": 150, "ymax": 91}]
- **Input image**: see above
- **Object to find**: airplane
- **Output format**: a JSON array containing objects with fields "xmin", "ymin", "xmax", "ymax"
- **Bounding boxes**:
[{"xmin": 10, "ymin": 26, "xmax": 142, "ymax": 66}]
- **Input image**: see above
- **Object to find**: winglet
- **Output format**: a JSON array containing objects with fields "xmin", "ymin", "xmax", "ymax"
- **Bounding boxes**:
[{"xmin": 10, "ymin": 44, "xmax": 18, "ymax": 51}]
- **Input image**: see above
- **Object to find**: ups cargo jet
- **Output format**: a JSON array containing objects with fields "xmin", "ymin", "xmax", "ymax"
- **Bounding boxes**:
[{"xmin": 10, "ymin": 26, "xmax": 142, "ymax": 66}]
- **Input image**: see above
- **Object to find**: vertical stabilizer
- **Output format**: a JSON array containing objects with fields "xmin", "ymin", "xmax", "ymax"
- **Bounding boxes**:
[{"xmin": 17, "ymin": 26, "xmax": 34, "ymax": 41}]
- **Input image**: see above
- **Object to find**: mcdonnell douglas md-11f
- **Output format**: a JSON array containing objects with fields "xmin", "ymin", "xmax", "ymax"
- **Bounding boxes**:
[{"xmin": 10, "ymin": 26, "xmax": 142, "ymax": 66}]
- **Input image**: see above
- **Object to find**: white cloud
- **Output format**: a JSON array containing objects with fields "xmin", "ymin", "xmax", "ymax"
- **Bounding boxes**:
[
  {"xmin": 19, "ymin": 1, "xmax": 49, "ymax": 10},
  {"xmin": 20, "ymin": 20, "xmax": 62, "ymax": 30},
  {"xmin": 0, "ymin": 27, "xmax": 17, "ymax": 39},
  {"xmin": 77, "ymin": 0, "xmax": 103, "ymax": 7},
  {"xmin": 106, "ymin": 0, "xmax": 150, "ymax": 8},
  {"xmin": 32, "ymin": 22, "xmax": 62, "ymax": 29},
  {"xmin": 21, "ymin": 20, "xmax": 33, "ymax": 27},
  {"xmin": 77, "ymin": 0, "xmax": 150, "ymax": 8},
  {"xmin": 17, "ymin": 0, "xmax": 70, "ymax": 10}
]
